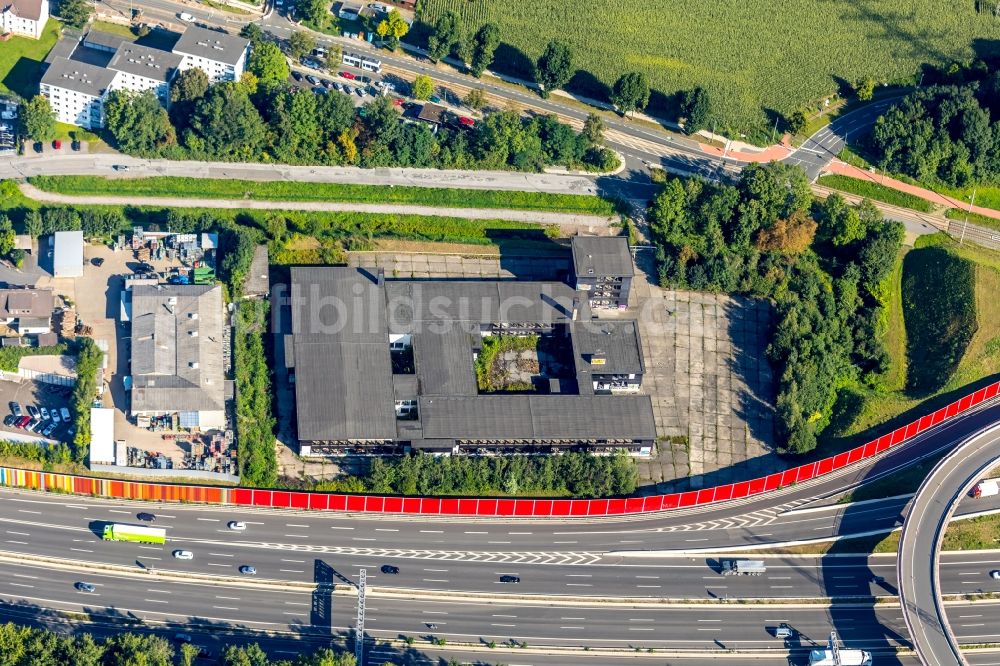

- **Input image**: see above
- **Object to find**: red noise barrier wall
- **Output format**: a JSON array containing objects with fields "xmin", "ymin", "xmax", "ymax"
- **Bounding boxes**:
[{"xmin": 0, "ymin": 381, "xmax": 997, "ymax": 516}]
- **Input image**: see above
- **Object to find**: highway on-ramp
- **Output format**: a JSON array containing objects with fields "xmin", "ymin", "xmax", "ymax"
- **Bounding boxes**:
[{"xmin": 898, "ymin": 423, "xmax": 1000, "ymax": 666}]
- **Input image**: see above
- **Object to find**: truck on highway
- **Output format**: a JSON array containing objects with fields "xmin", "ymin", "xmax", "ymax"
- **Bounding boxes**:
[
  {"xmin": 972, "ymin": 479, "xmax": 999, "ymax": 498},
  {"xmin": 720, "ymin": 559, "xmax": 766, "ymax": 576},
  {"xmin": 808, "ymin": 648, "xmax": 873, "ymax": 665},
  {"xmin": 101, "ymin": 523, "xmax": 166, "ymax": 544}
]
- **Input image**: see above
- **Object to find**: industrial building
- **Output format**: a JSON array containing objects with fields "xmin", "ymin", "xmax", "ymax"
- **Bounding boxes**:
[
  {"xmin": 570, "ymin": 235, "xmax": 634, "ymax": 310},
  {"xmin": 285, "ymin": 237, "xmax": 654, "ymax": 456},
  {"xmin": 52, "ymin": 230, "xmax": 83, "ymax": 278},
  {"xmin": 128, "ymin": 284, "xmax": 226, "ymax": 431}
]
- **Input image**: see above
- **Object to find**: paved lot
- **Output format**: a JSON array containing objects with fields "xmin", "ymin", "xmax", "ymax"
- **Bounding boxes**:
[
  {"xmin": 0, "ymin": 379, "xmax": 73, "ymax": 444},
  {"xmin": 605, "ymin": 251, "xmax": 779, "ymax": 492}
]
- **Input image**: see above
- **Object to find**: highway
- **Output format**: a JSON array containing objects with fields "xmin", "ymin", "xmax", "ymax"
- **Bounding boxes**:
[{"xmin": 899, "ymin": 423, "xmax": 1000, "ymax": 666}]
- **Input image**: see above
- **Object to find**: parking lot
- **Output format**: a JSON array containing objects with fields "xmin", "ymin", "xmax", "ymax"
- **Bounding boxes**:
[{"xmin": 0, "ymin": 378, "xmax": 75, "ymax": 444}]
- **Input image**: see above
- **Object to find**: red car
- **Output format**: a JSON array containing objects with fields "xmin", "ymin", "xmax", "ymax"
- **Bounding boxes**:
[
  {"xmin": 458, "ymin": 116, "xmax": 475, "ymax": 127},
  {"xmin": 53, "ymin": 139, "xmax": 62, "ymax": 149},
  {"xmin": 15, "ymin": 415, "xmax": 31, "ymax": 428},
  {"xmin": 392, "ymin": 97, "xmax": 404, "ymax": 107},
  {"xmin": 339, "ymin": 71, "xmax": 356, "ymax": 80}
]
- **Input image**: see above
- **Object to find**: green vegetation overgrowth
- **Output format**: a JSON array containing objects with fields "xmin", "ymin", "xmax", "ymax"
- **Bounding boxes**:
[
  {"xmin": 0, "ymin": 343, "xmax": 65, "ymax": 373},
  {"xmin": 817, "ymin": 175, "xmax": 934, "ymax": 212},
  {"xmin": 28, "ymin": 175, "xmax": 617, "ymax": 216},
  {"xmin": 0, "ymin": 621, "xmax": 357, "ymax": 665},
  {"xmin": 234, "ymin": 300, "xmax": 278, "ymax": 487},
  {"xmin": 475, "ymin": 334, "xmax": 539, "ymax": 392},
  {"xmin": 902, "ymin": 247, "xmax": 978, "ymax": 395},
  {"xmin": 71, "ymin": 338, "xmax": 103, "ymax": 463},
  {"xmin": 415, "ymin": 0, "xmax": 1000, "ymax": 138},
  {"xmin": 649, "ymin": 167, "xmax": 905, "ymax": 454},
  {"xmin": 944, "ymin": 205, "xmax": 1000, "ymax": 232},
  {"xmin": 351, "ymin": 451, "xmax": 637, "ymax": 498},
  {"xmin": 0, "ymin": 20, "xmax": 59, "ymax": 98}
]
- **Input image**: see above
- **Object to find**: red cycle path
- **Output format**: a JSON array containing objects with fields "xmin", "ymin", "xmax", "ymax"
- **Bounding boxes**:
[{"xmin": 1, "ymin": 381, "xmax": 997, "ymax": 516}]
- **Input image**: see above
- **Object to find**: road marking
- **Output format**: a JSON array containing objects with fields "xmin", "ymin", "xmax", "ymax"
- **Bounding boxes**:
[
  {"xmin": 280, "ymin": 559, "xmax": 305, "ymax": 563},
  {"xmin": 11, "ymin": 574, "xmax": 37, "ymax": 580},
  {"xmin": 279, "ymin": 569, "xmax": 304, "ymax": 573},
  {"xmin": 464, "ymin": 531, "xmax": 487, "ymax": 535},
  {"xmin": 6, "ymin": 531, "xmax": 29, "ymax": 536},
  {"xmin": 423, "ymin": 569, "xmax": 449, "ymax": 572},
  {"xmin": 352, "ymin": 537, "xmax": 376, "ymax": 541},
  {"xmin": 138, "ymin": 546, "xmax": 160, "ymax": 551},
  {"xmin": 329, "ymin": 526, "xmax": 354, "ymax": 530},
  {"xmin": 284, "ymin": 602, "xmax": 309, "ymax": 606},
  {"xmin": 636, "ymin": 585, "xmax": 661, "ymax": 588},
  {"xmin": 685, "ymin": 538, "xmax": 708, "ymax": 542},
  {"xmin": 422, "ymin": 579, "xmax": 449, "ymax": 583},
  {"xmin": 207, "ymin": 563, "xmax": 229, "ymax": 568},
  {"xmin": 196, "ymin": 518, "xmax": 219, "ymax": 522},
  {"xmin": 5, "ymin": 540, "xmax": 26, "ymax": 545},
  {"xmin": 144, "ymin": 599, "xmax": 169, "ymax": 604},
  {"xmin": 492, "ymin": 614, "xmax": 517, "ymax": 618},
  {"xmin": 286, "ymin": 524, "xmax": 310, "ymax": 528},
  {"xmin": 565, "ymin": 583, "xmax": 592, "ymax": 587},
  {"xmin": 488, "ymin": 541, "xmax": 511, "ymax": 544},
  {"xmin": 553, "ymin": 541, "xmax": 577, "ymax": 544},
  {"xmin": 508, "ymin": 532, "xmax": 532, "ymax": 535},
  {"xmin": 560, "ymin": 617, "xmax": 585, "ymax": 620},
  {"xmin": 560, "ymin": 626, "xmax": 584, "ymax": 630},
  {"xmin": 374, "ymin": 528, "xmax": 398, "ymax": 532},
  {"xmin": 635, "ymin": 575, "xmax": 659, "ymax": 579},
  {"xmin": 108, "ymin": 510, "xmax": 129, "ymax": 515},
  {"xmin": 209, "ymin": 553, "xmax": 234, "ymax": 557},
  {"xmin": 146, "ymin": 589, "xmax": 171, "ymax": 594},
  {"xmin": 490, "ymin": 623, "xmax": 515, "ymax": 627},
  {"xmin": 422, "ymin": 611, "xmax": 448, "ymax": 615},
  {"xmin": 419, "ymin": 530, "xmax": 442, "ymax": 534},
  {"xmin": 70, "ymin": 548, "xmax": 92, "ymax": 553},
  {"xmin": 284, "ymin": 534, "xmax": 309, "ymax": 539},
  {"xmin": 213, "ymin": 606, "xmax": 239, "ymax": 611},
  {"xmin": 565, "ymin": 574, "xmax": 591, "ymax": 577},
  {"xmin": 8, "ymin": 582, "xmax": 33, "ymax": 588},
  {"xmin": 17, "ymin": 510, "xmax": 39, "ymax": 514}
]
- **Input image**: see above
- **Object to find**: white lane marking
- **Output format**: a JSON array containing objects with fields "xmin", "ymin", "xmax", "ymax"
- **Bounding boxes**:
[
  {"xmin": 108, "ymin": 510, "xmax": 129, "ymax": 515},
  {"xmin": 144, "ymin": 599, "xmax": 169, "ymax": 604},
  {"xmin": 215, "ymin": 596, "xmax": 240, "ymax": 600},
  {"xmin": 196, "ymin": 518, "xmax": 219, "ymax": 522},
  {"xmin": 11, "ymin": 574, "xmax": 37, "ymax": 580},
  {"xmin": 286, "ymin": 524, "xmax": 310, "ymax": 528},
  {"xmin": 207, "ymin": 563, "xmax": 229, "ymax": 568},
  {"xmin": 213, "ymin": 606, "xmax": 239, "ymax": 611},
  {"xmin": 422, "ymin": 578, "xmax": 448, "ymax": 583},
  {"xmin": 70, "ymin": 548, "xmax": 92, "ymax": 553},
  {"xmin": 352, "ymin": 538, "xmax": 376, "ymax": 541},
  {"xmin": 284, "ymin": 602, "xmax": 309, "ymax": 606},
  {"xmin": 6, "ymin": 531, "xmax": 29, "ymax": 536},
  {"xmin": 423, "ymin": 569, "xmax": 449, "ymax": 572},
  {"xmin": 374, "ymin": 528, "xmax": 398, "ymax": 532},
  {"xmin": 209, "ymin": 553, "xmax": 234, "ymax": 557},
  {"xmin": 17, "ymin": 510, "xmax": 40, "ymax": 514},
  {"xmin": 419, "ymin": 530, "xmax": 442, "ymax": 533},
  {"xmin": 284, "ymin": 534, "xmax": 309, "ymax": 539},
  {"xmin": 279, "ymin": 569, "xmax": 304, "ymax": 573},
  {"xmin": 9, "ymin": 582, "xmax": 33, "ymax": 588},
  {"xmin": 5, "ymin": 540, "xmax": 27, "ymax": 545},
  {"xmin": 281, "ymin": 559, "xmax": 305, "ymax": 563},
  {"xmin": 464, "ymin": 531, "xmax": 487, "ymax": 535},
  {"xmin": 146, "ymin": 589, "xmax": 171, "ymax": 594},
  {"xmin": 490, "ymin": 623, "xmax": 515, "ymax": 627},
  {"xmin": 492, "ymin": 614, "xmax": 517, "ymax": 618}
]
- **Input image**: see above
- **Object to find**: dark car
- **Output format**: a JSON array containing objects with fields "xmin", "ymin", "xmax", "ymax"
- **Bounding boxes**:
[
  {"xmin": 321, "ymin": 79, "xmax": 333, "ymax": 89},
  {"xmin": 91, "ymin": 257, "xmax": 105, "ymax": 267},
  {"xmin": 9, "ymin": 401, "xmax": 21, "ymax": 418},
  {"xmin": 26, "ymin": 405, "xmax": 38, "ymax": 419},
  {"xmin": 71, "ymin": 140, "xmax": 81, "ymax": 151},
  {"xmin": 135, "ymin": 262, "xmax": 155, "ymax": 273},
  {"xmin": 291, "ymin": 70, "xmax": 303, "ymax": 82},
  {"xmin": 137, "ymin": 512, "xmax": 156, "ymax": 522},
  {"xmin": 499, "ymin": 575, "xmax": 520, "ymax": 584},
  {"xmin": 75, "ymin": 582, "xmax": 96, "ymax": 593},
  {"xmin": 3, "ymin": 415, "xmax": 15, "ymax": 427},
  {"xmin": 41, "ymin": 422, "xmax": 57, "ymax": 438},
  {"xmin": 380, "ymin": 565, "xmax": 399, "ymax": 575}
]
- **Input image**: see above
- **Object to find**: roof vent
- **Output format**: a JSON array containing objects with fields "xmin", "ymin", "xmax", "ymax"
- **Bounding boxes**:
[
  {"xmin": 188, "ymin": 330, "xmax": 199, "ymax": 337},
  {"xmin": 189, "ymin": 361, "xmax": 199, "ymax": 369},
  {"xmin": 188, "ymin": 312, "xmax": 198, "ymax": 320},
  {"xmin": 168, "ymin": 297, "xmax": 177, "ymax": 305}
]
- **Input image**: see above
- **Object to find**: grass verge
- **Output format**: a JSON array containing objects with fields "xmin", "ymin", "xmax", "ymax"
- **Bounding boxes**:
[
  {"xmin": 90, "ymin": 20, "xmax": 138, "ymax": 40},
  {"xmin": 817, "ymin": 174, "xmax": 934, "ymax": 213},
  {"xmin": 0, "ymin": 19, "xmax": 59, "ymax": 98},
  {"xmin": 944, "ymin": 207, "xmax": 1000, "ymax": 234},
  {"xmin": 27, "ymin": 175, "xmax": 619, "ymax": 216},
  {"xmin": 837, "ymin": 452, "xmax": 945, "ymax": 505}
]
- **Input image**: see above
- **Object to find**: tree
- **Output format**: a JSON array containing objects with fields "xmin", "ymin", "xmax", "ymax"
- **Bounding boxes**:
[
  {"xmin": 179, "ymin": 643, "xmax": 200, "ymax": 666},
  {"xmin": 19, "ymin": 95, "xmax": 55, "ymax": 142},
  {"xmin": 0, "ymin": 215, "xmax": 15, "ymax": 258},
  {"xmin": 299, "ymin": 0, "xmax": 331, "ymax": 26},
  {"xmin": 247, "ymin": 41, "xmax": 289, "ymax": 83},
  {"xmin": 240, "ymin": 22, "xmax": 263, "ymax": 45},
  {"xmin": 376, "ymin": 9, "xmax": 409, "ymax": 50},
  {"xmin": 103, "ymin": 90, "xmax": 176, "ymax": 153},
  {"xmin": 288, "ymin": 30, "xmax": 316, "ymax": 61},
  {"xmin": 855, "ymin": 76, "xmax": 876, "ymax": 101},
  {"xmin": 189, "ymin": 82, "xmax": 268, "ymax": 159},
  {"xmin": 611, "ymin": 71, "xmax": 650, "ymax": 117},
  {"xmin": 535, "ymin": 40, "xmax": 573, "ymax": 98},
  {"xmin": 786, "ymin": 110, "xmax": 807, "ymax": 135},
  {"xmin": 464, "ymin": 88, "xmax": 487, "ymax": 111},
  {"xmin": 427, "ymin": 10, "xmax": 461, "ymax": 62},
  {"xmin": 678, "ymin": 87, "xmax": 711, "ymax": 132},
  {"xmin": 57, "ymin": 0, "xmax": 92, "ymax": 28},
  {"xmin": 24, "ymin": 209, "xmax": 42, "ymax": 238},
  {"xmin": 411, "ymin": 74, "xmax": 434, "ymax": 100},
  {"xmin": 170, "ymin": 67, "xmax": 209, "ymax": 105},
  {"xmin": 470, "ymin": 23, "xmax": 501, "ymax": 77},
  {"xmin": 582, "ymin": 113, "xmax": 605, "ymax": 145}
]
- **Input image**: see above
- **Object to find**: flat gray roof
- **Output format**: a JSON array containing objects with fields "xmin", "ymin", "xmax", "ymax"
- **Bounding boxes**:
[
  {"xmin": 172, "ymin": 25, "xmax": 249, "ymax": 66},
  {"xmin": 108, "ymin": 42, "xmax": 182, "ymax": 83},
  {"xmin": 572, "ymin": 236, "xmax": 634, "ymax": 278},
  {"xmin": 570, "ymin": 320, "xmax": 644, "ymax": 376},
  {"xmin": 418, "ymin": 395, "xmax": 656, "ymax": 441},
  {"xmin": 130, "ymin": 284, "xmax": 225, "ymax": 414},
  {"xmin": 40, "ymin": 57, "xmax": 115, "ymax": 97},
  {"xmin": 412, "ymin": 328, "xmax": 477, "ymax": 396}
]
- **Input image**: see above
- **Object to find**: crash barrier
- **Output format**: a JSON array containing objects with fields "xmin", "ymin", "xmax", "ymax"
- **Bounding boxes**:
[{"xmin": 0, "ymin": 381, "xmax": 997, "ymax": 516}]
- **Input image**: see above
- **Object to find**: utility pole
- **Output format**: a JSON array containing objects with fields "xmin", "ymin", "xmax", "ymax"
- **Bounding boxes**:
[
  {"xmin": 355, "ymin": 568, "xmax": 367, "ymax": 666},
  {"xmin": 771, "ymin": 115, "xmax": 779, "ymax": 143},
  {"xmin": 960, "ymin": 186, "xmax": 976, "ymax": 245}
]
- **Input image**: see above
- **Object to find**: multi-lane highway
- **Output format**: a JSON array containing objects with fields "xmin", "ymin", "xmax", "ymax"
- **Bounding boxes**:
[{"xmin": 899, "ymin": 424, "xmax": 1000, "ymax": 666}]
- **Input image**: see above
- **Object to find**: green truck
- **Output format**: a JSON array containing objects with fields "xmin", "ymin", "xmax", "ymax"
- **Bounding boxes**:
[{"xmin": 101, "ymin": 523, "xmax": 166, "ymax": 545}]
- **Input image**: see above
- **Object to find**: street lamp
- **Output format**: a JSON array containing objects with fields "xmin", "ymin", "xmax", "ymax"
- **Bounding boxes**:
[{"xmin": 960, "ymin": 187, "xmax": 976, "ymax": 245}]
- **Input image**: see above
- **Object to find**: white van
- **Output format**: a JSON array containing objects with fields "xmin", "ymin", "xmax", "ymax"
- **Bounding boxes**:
[{"xmin": 178, "ymin": 12, "xmax": 195, "ymax": 22}]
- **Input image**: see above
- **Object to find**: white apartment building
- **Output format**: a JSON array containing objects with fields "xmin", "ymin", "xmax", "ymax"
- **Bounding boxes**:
[
  {"xmin": 172, "ymin": 25, "xmax": 249, "ymax": 82},
  {"xmin": 1, "ymin": 0, "xmax": 48, "ymax": 39},
  {"xmin": 39, "ymin": 26, "xmax": 248, "ymax": 129}
]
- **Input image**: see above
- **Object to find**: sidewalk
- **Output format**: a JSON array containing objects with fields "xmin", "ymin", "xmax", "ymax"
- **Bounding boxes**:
[{"xmin": 826, "ymin": 160, "xmax": 1000, "ymax": 221}]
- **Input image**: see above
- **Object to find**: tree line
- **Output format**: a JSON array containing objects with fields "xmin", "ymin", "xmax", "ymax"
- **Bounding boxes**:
[
  {"xmin": 92, "ymin": 35, "xmax": 616, "ymax": 173},
  {"xmin": 0, "ymin": 622, "xmax": 363, "ymax": 666},
  {"xmin": 649, "ymin": 163, "xmax": 904, "ymax": 454}
]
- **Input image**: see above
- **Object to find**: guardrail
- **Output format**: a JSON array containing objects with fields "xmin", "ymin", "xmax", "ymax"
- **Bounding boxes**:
[{"xmin": 0, "ymin": 381, "xmax": 997, "ymax": 516}]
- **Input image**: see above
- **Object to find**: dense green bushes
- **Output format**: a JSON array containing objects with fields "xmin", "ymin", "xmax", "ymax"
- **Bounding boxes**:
[
  {"xmin": 71, "ymin": 338, "xmax": 103, "ymax": 463},
  {"xmin": 648, "ymin": 165, "xmax": 904, "ymax": 454},
  {"xmin": 0, "ymin": 343, "xmax": 66, "ymax": 373},
  {"xmin": 364, "ymin": 451, "xmax": 638, "ymax": 498},
  {"xmin": 902, "ymin": 247, "xmax": 978, "ymax": 395},
  {"xmin": 0, "ymin": 622, "xmax": 356, "ymax": 666},
  {"xmin": 234, "ymin": 300, "xmax": 278, "ymax": 487},
  {"xmin": 816, "ymin": 175, "xmax": 934, "ymax": 213}
]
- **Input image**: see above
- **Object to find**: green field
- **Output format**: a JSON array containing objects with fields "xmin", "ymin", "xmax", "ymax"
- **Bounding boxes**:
[
  {"xmin": 27, "ymin": 176, "xmax": 619, "ymax": 216},
  {"xmin": 417, "ymin": 0, "xmax": 1000, "ymax": 139},
  {"xmin": 0, "ymin": 20, "xmax": 60, "ymax": 98}
]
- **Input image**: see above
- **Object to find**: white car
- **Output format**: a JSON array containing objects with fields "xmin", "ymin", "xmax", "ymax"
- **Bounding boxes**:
[
  {"xmin": 991, "ymin": 570, "xmax": 1000, "ymax": 580},
  {"xmin": 172, "ymin": 550, "xmax": 194, "ymax": 560},
  {"xmin": 60, "ymin": 407, "xmax": 71, "ymax": 421},
  {"xmin": 178, "ymin": 12, "xmax": 195, "ymax": 22},
  {"xmin": 227, "ymin": 521, "xmax": 247, "ymax": 531},
  {"xmin": 39, "ymin": 407, "xmax": 49, "ymax": 420}
]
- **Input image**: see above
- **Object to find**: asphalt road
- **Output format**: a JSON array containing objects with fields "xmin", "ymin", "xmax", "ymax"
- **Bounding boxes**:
[{"xmin": 898, "ymin": 423, "xmax": 1000, "ymax": 666}]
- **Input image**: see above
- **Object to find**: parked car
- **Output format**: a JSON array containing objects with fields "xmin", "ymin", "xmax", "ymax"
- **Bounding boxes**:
[
  {"xmin": 175, "ymin": 633, "xmax": 193, "ymax": 643},
  {"xmin": 71, "ymin": 140, "xmax": 81, "ymax": 151},
  {"xmin": 291, "ymin": 70, "xmax": 303, "ymax": 82},
  {"xmin": 429, "ymin": 95, "xmax": 442, "ymax": 103},
  {"xmin": 25, "ymin": 418, "xmax": 40, "ymax": 432},
  {"xmin": 16, "ymin": 415, "xmax": 31, "ymax": 428},
  {"xmin": 50, "ymin": 410, "xmax": 61, "ymax": 424},
  {"xmin": 52, "ymin": 140, "xmax": 61, "ymax": 150},
  {"xmin": 25, "ymin": 405, "xmax": 38, "ymax": 419},
  {"xmin": 343, "ymin": 85, "xmax": 353, "ymax": 95},
  {"xmin": 239, "ymin": 565, "xmax": 256, "ymax": 575},
  {"xmin": 91, "ymin": 257, "xmax": 105, "ymax": 267},
  {"xmin": 41, "ymin": 423, "xmax": 56, "ymax": 438},
  {"xmin": 392, "ymin": 97, "xmax": 404, "ymax": 106},
  {"xmin": 305, "ymin": 74, "xmax": 319, "ymax": 85},
  {"xmin": 75, "ymin": 582, "xmax": 96, "ymax": 593},
  {"xmin": 458, "ymin": 116, "xmax": 475, "ymax": 127},
  {"xmin": 112, "ymin": 164, "xmax": 129, "ymax": 172},
  {"xmin": 334, "ymin": 82, "xmax": 344, "ymax": 92},
  {"xmin": 9, "ymin": 401, "xmax": 21, "ymax": 418},
  {"xmin": 356, "ymin": 87, "xmax": 366, "ymax": 97},
  {"xmin": 321, "ymin": 79, "xmax": 333, "ymax": 89},
  {"xmin": 3, "ymin": 415, "xmax": 15, "ymax": 427},
  {"xmin": 172, "ymin": 550, "xmax": 194, "ymax": 560},
  {"xmin": 60, "ymin": 407, "xmax": 71, "ymax": 421},
  {"xmin": 227, "ymin": 521, "xmax": 247, "ymax": 531},
  {"xmin": 339, "ymin": 71, "xmax": 356, "ymax": 80},
  {"xmin": 39, "ymin": 407, "xmax": 49, "ymax": 420}
]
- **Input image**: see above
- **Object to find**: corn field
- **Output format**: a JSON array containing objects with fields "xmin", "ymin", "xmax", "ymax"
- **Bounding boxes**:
[{"xmin": 418, "ymin": 0, "xmax": 1000, "ymax": 141}]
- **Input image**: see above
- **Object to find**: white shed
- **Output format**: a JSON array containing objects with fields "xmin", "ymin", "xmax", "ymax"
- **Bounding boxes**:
[
  {"xmin": 88, "ymin": 408, "xmax": 115, "ymax": 465},
  {"xmin": 53, "ymin": 231, "xmax": 84, "ymax": 278}
]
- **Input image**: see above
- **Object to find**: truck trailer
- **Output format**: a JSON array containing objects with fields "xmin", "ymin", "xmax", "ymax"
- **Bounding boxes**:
[
  {"xmin": 101, "ymin": 523, "xmax": 166, "ymax": 544},
  {"xmin": 972, "ymin": 479, "xmax": 999, "ymax": 498},
  {"xmin": 808, "ymin": 649, "xmax": 873, "ymax": 665},
  {"xmin": 720, "ymin": 559, "xmax": 766, "ymax": 576}
]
